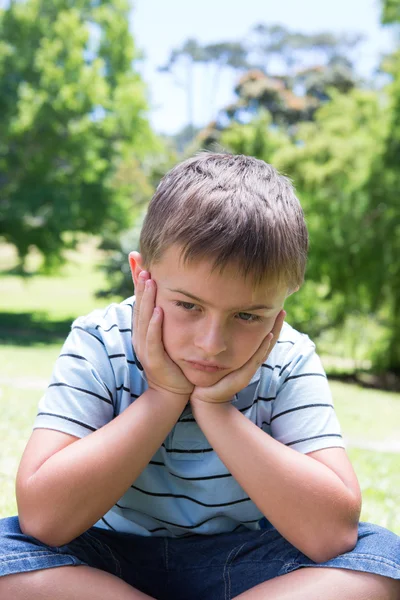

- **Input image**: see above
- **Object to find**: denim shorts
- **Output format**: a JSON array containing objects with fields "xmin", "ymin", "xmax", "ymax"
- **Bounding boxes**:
[{"xmin": 1, "ymin": 517, "xmax": 399, "ymax": 600}]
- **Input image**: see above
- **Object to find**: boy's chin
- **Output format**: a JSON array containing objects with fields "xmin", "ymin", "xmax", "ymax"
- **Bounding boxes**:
[{"xmin": 183, "ymin": 368, "xmax": 227, "ymax": 388}]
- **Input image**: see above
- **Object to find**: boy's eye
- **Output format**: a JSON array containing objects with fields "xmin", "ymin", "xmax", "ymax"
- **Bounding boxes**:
[
  {"xmin": 174, "ymin": 301, "xmax": 263, "ymax": 323},
  {"xmin": 175, "ymin": 301, "xmax": 197, "ymax": 311},
  {"xmin": 237, "ymin": 312, "xmax": 263, "ymax": 323}
]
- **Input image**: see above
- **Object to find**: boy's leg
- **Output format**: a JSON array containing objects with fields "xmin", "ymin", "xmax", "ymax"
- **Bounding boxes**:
[
  {"xmin": 220, "ymin": 521, "xmax": 400, "ymax": 600},
  {"xmin": 0, "ymin": 566, "xmax": 155, "ymax": 600},
  {"xmin": 0, "ymin": 517, "xmax": 163, "ymax": 598},
  {"xmin": 233, "ymin": 568, "xmax": 400, "ymax": 600}
]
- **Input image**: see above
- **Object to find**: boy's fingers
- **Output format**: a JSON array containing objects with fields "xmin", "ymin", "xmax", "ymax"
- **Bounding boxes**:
[
  {"xmin": 247, "ymin": 310, "xmax": 286, "ymax": 371},
  {"xmin": 254, "ymin": 310, "xmax": 285, "ymax": 360},
  {"xmin": 145, "ymin": 306, "xmax": 167, "ymax": 365},
  {"xmin": 137, "ymin": 279, "xmax": 156, "ymax": 350},
  {"xmin": 133, "ymin": 271, "xmax": 148, "ymax": 338},
  {"xmin": 193, "ymin": 311, "xmax": 287, "ymax": 404},
  {"xmin": 221, "ymin": 336, "xmax": 273, "ymax": 395},
  {"xmin": 268, "ymin": 310, "xmax": 286, "ymax": 355}
]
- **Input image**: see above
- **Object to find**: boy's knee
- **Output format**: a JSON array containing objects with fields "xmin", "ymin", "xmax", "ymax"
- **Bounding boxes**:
[
  {"xmin": 0, "ymin": 566, "xmax": 85, "ymax": 600},
  {"xmin": 0, "ymin": 570, "xmax": 45, "ymax": 600}
]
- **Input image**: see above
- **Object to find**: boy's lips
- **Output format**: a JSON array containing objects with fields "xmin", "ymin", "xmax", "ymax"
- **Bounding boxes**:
[{"xmin": 184, "ymin": 360, "xmax": 227, "ymax": 372}]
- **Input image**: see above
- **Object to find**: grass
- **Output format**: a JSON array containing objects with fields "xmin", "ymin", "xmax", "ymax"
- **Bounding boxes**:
[
  {"xmin": 348, "ymin": 449, "xmax": 400, "ymax": 533},
  {"xmin": 0, "ymin": 385, "xmax": 43, "ymax": 517},
  {"xmin": 0, "ymin": 238, "xmax": 120, "ymax": 348},
  {"xmin": 330, "ymin": 381, "xmax": 400, "ymax": 446},
  {"xmin": 0, "ymin": 239, "xmax": 399, "ymax": 534}
]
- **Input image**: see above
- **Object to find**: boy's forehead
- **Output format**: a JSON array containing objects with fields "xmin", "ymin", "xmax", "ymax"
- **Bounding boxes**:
[{"xmin": 151, "ymin": 245, "xmax": 287, "ymax": 307}]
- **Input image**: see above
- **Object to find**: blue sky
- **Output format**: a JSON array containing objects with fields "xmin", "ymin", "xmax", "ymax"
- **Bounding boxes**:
[
  {"xmin": 130, "ymin": 0, "xmax": 396, "ymax": 134},
  {"xmin": 0, "ymin": 0, "xmax": 395, "ymax": 134}
]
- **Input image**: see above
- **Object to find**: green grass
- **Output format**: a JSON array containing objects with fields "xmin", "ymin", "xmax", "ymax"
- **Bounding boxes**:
[
  {"xmin": 330, "ymin": 381, "xmax": 400, "ymax": 445},
  {"xmin": 0, "ymin": 240, "xmax": 399, "ymax": 534},
  {"xmin": 0, "ymin": 238, "xmax": 121, "ymax": 517},
  {"xmin": 347, "ymin": 449, "xmax": 400, "ymax": 533},
  {"xmin": 0, "ymin": 385, "xmax": 43, "ymax": 517},
  {"xmin": 0, "ymin": 238, "xmax": 120, "ymax": 348}
]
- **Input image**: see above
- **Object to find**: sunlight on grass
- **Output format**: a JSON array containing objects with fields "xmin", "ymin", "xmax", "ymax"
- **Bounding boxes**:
[
  {"xmin": 331, "ymin": 381, "xmax": 400, "ymax": 445},
  {"xmin": 0, "ymin": 344, "xmax": 61, "ymax": 380},
  {"xmin": 0, "ymin": 250, "xmax": 119, "ymax": 322},
  {"xmin": 0, "ymin": 385, "xmax": 42, "ymax": 517},
  {"xmin": 348, "ymin": 449, "xmax": 400, "ymax": 533}
]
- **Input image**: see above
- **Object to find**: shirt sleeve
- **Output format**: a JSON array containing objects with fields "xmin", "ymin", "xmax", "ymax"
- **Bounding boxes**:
[
  {"xmin": 33, "ymin": 319, "xmax": 116, "ymax": 438},
  {"xmin": 269, "ymin": 336, "xmax": 345, "ymax": 454}
]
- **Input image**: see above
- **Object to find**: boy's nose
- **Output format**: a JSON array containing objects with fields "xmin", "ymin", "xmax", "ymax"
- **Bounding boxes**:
[{"xmin": 194, "ymin": 321, "xmax": 227, "ymax": 356}]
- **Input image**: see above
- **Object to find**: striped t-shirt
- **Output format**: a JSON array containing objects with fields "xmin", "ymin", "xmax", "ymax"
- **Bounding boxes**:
[{"xmin": 34, "ymin": 296, "xmax": 345, "ymax": 538}]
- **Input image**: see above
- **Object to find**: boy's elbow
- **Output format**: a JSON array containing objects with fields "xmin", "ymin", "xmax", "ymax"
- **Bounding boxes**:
[
  {"xmin": 19, "ymin": 515, "xmax": 56, "ymax": 547},
  {"xmin": 307, "ymin": 523, "xmax": 359, "ymax": 564},
  {"xmin": 18, "ymin": 510, "xmax": 72, "ymax": 548}
]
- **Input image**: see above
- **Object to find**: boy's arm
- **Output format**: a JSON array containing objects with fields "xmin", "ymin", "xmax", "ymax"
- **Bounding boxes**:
[
  {"xmin": 18, "ymin": 273, "xmax": 193, "ymax": 548},
  {"xmin": 17, "ymin": 388, "xmax": 189, "ymax": 547},
  {"xmin": 190, "ymin": 400, "xmax": 361, "ymax": 564}
]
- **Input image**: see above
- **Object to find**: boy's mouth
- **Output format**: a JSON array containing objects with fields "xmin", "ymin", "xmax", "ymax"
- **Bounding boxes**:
[{"xmin": 184, "ymin": 360, "xmax": 227, "ymax": 372}]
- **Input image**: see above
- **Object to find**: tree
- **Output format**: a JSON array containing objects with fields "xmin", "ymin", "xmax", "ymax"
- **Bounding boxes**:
[
  {"xmin": 362, "ymin": 0, "xmax": 400, "ymax": 371},
  {"xmin": 219, "ymin": 89, "xmax": 399, "ymax": 371},
  {"xmin": 382, "ymin": 0, "xmax": 400, "ymax": 23},
  {"xmin": 247, "ymin": 24, "xmax": 362, "ymax": 78},
  {"xmin": 272, "ymin": 89, "xmax": 389, "ymax": 324},
  {"xmin": 97, "ymin": 140, "xmax": 178, "ymax": 299},
  {"xmin": 194, "ymin": 25, "xmax": 361, "ymax": 150},
  {"xmin": 0, "ymin": 0, "xmax": 156, "ymax": 271},
  {"xmin": 158, "ymin": 38, "xmax": 206, "ymax": 132},
  {"xmin": 159, "ymin": 38, "xmax": 250, "ymax": 139}
]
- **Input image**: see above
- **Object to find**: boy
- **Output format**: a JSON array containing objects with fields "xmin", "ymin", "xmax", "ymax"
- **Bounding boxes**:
[{"xmin": 0, "ymin": 153, "xmax": 399, "ymax": 599}]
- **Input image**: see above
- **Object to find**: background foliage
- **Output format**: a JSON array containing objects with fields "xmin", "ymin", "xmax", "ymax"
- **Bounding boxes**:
[
  {"xmin": 0, "ymin": 0, "xmax": 158, "ymax": 271},
  {"xmin": 1, "ymin": 0, "xmax": 400, "ymax": 376}
]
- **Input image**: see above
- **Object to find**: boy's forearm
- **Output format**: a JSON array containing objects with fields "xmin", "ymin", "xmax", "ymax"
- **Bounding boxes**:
[
  {"xmin": 18, "ymin": 389, "xmax": 188, "ymax": 547},
  {"xmin": 191, "ymin": 400, "xmax": 360, "ymax": 563}
]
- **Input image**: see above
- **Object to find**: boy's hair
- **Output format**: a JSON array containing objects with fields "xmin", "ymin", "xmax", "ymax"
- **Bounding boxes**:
[{"xmin": 140, "ymin": 152, "xmax": 308, "ymax": 290}]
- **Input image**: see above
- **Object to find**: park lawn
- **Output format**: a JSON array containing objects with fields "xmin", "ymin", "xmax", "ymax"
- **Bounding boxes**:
[
  {"xmin": 330, "ymin": 380, "xmax": 400, "ymax": 446},
  {"xmin": 0, "ymin": 238, "xmax": 119, "ymax": 331},
  {"xmin": 0, "ymin": 239, "xmax": 399, "ymax": 533},
  {"xmin": 0, "ymin": 385, "xmax": 42, "ymax": 518}
]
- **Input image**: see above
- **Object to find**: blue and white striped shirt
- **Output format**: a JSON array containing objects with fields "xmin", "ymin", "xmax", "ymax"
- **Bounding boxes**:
[{"xmin": 34, "ymin": 296, "xmax": 345, "ymax": 538}]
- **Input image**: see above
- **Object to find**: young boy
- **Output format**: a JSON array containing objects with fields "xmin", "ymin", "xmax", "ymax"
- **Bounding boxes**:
[{"xmin": 0, "ymin": 153, "xmax": 399, "ymax": 600}]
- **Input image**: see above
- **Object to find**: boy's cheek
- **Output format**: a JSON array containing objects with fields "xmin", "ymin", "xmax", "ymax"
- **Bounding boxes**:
[{"xmin": 159, "ymin": 308, "xmax": 181, "ymax": 356}]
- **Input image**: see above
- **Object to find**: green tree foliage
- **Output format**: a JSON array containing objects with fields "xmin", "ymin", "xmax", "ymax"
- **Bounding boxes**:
[
  {"xmin": 0, "ymin": 0, "xmax": 156, "ymax": 270},
  {"xmin": 220, "ymin": 95, "xmax": 385, "ymax": 338},
  {"xmin": 221, "ymin": 79, "xmax": 400, "ymax": 373},
  {"xmin": 382, "ymin": 0, "xmax": 400, "ymax": 23},
  {"xmin": 97, "ymin": 141, "xmax": 178, "ymax": 299},
  {"xmin": 191, "ymin": 25, "xmax": 361, "ymax": 149},
  {"xmin": 274, "ymin": 90, "xmax": 390, "ymax": 336},
  {"xmin": 362, "ymin": 0, "xmax": 400, "ymax": 371},
  {"xmin": 159, "ymin": 39, "xmax": 250, "ymax": 129},
  {"xmin": 200, "ymin": 7, "xmax": 400, "ymax": 374}
]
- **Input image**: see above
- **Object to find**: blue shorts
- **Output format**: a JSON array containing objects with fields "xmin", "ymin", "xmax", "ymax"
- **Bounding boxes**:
[{"xmin": 0, "ymin": 517, "xmax": 399, "ymax": 599}]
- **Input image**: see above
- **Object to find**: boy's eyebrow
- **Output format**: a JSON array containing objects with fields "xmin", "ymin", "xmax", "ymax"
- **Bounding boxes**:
[{"xmin": 168, "ymin": 288, "xmax": 274, "ymax": 311}]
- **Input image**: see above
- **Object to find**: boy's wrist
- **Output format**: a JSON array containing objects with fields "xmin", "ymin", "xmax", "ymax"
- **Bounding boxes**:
[
  {"xmin": 190, "ymin": 396, "xmax": 234, "ymax": 416},
  {"xmin": 148, "ymin": 385, "xmax": 191, "ymax": 406}
]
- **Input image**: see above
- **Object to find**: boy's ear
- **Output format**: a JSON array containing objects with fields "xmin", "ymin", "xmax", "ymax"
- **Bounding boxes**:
[
  {"xmin": 128, "ymin": 251, "xmax": 145, "ymax": 288},
  {"xmin": 286, "ymin": 285, "xmax": 300, "ymax": 298}
]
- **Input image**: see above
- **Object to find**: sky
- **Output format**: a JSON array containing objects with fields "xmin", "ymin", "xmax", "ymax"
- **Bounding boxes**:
[
  {"xmin": 129, "ymin": 0, "xmax": 396, "ymax": 134},
  {"xmin": 0, "ymin": 0, "xmax": 396, "ymax": 134}
]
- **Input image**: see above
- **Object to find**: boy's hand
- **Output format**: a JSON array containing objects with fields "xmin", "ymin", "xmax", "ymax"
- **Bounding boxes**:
[
  {"xmin": 190, "ymin": 310, "xmax": 286, "ymax": 406},
  {"xmin": 133, "ymin": 271, "xmax": 194, "ymax": 400}
]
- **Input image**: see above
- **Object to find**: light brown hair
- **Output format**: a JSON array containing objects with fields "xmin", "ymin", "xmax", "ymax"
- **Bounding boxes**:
[{"xmin": 139, "ymin": 152, "xmax": 308, "ymax": 290}]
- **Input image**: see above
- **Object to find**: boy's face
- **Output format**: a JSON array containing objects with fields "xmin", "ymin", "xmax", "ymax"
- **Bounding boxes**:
[{"xmin": 132, "ymin": 245, "xmax": 289, "ymax": 388}]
